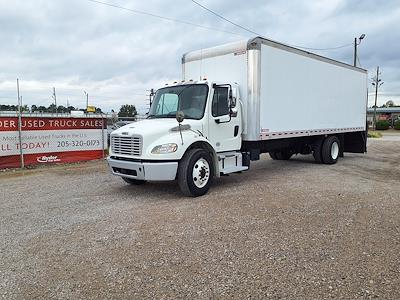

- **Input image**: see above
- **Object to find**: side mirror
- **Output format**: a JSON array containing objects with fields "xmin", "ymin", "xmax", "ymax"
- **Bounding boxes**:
[
  {"xmin": 176, "ymin": 111, "xmax": 185, "ymax": 123},
  {"xmin": 229, "ymin": 88, "xmax": 237, "ymax": 117},
  {"xmin": 230, "ymin": 107, "xmax": 238, "ymax": 118}
]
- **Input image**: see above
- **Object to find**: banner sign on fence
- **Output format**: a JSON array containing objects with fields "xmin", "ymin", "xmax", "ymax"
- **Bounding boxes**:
[{"xmin": 0, "ymin": 116, "xmax": 107, "ymax": 169}]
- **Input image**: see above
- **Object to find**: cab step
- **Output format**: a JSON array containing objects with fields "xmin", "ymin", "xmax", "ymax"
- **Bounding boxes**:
[{"xmin": 218, "ymin": 151, "xmax": 249, "ymax": 175}]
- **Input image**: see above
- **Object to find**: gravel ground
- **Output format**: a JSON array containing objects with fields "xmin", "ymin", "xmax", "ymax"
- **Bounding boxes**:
[{"xmin": 1, "ymin": 138, "xmax": 400, "ymax": 299}]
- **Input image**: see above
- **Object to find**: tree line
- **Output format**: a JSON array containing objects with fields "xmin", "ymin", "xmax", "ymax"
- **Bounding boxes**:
[
  {"xmin": 0, "ymin": 104, "xmax": 103, "ymax": 113},
  {"xmin": 1, "ymin": 103, "xmax": 139, "ymax": 118},
  {"xmin": 371, "ymin": 100, "xmax": 400, "ymax": 108}
]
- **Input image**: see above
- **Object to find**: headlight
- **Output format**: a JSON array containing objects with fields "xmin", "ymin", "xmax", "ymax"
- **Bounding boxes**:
[{"xmin": 151, "ymin": 143, "xmax": 178, "ymax": 154}]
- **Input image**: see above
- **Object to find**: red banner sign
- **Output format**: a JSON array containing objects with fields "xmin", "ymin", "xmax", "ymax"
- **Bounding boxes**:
[{"xmin": 0, "ymin": 116, "xmax": 107, "ymax": 169}]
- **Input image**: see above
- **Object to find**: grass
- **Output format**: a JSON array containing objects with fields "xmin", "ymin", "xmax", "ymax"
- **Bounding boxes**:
[{"xmin": 368, "ymin": 131, "xmax": 383, "ymax": 138}]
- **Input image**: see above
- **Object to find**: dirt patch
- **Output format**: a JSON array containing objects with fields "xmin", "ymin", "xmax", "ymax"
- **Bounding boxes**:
[{"xmin": 1, "ymin": 140, "xmax": 400, "ymax": 299}]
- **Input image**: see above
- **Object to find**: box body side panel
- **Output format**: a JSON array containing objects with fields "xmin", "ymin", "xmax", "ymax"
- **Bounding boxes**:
[{"xmin": 259, "ymin": 44, "xmax": 367, "ymax": 139}]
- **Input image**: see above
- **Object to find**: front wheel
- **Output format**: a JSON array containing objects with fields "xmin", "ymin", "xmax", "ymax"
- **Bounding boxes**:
[{"xmin": 178, "ymin": 149, "xmax": 214, "ymax": 197}]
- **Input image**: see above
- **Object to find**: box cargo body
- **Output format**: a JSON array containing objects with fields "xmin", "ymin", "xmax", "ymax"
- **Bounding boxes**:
[
  {"xmin": 107, "ymin": 37, "xmax": 368, "ymax": 197},
  {"xmin": 182, "ymin": 37, "xmax": 368, "ymax": 142}
]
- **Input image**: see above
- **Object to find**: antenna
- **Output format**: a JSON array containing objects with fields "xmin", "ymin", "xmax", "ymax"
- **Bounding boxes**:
[{"xmin": 200, "ymin": 47, "xmax": 203, "ymax": 80}]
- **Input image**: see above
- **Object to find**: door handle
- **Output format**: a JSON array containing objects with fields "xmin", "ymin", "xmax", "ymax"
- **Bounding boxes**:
[{"xmin": 234, "ymin": 125, "xmax": 239, "ymax": 137}]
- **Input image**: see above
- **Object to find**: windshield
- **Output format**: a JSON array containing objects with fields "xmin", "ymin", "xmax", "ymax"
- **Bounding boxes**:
[{"xmin": 148, "ymin": 84, "xmax": 208, "ymax": 120}]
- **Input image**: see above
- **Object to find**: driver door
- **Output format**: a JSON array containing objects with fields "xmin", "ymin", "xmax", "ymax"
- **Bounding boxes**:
[{"xmin": 207, "ymin": 85, "xmax": 241, "ymax": 152}]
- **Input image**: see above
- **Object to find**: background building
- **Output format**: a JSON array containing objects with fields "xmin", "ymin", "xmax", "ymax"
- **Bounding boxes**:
[{"xmin": 367, "ymin": 107, "xmax": 400, "ymax": 127}]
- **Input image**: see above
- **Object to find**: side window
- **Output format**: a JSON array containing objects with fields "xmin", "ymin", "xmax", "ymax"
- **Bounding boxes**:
[
  {"xmin": 155, "ymin": 94, "xmax": 178, "ymax": 115},
  {"xmin": 212, "ymin": 87, "xmax": 229, "ymax": 117}
]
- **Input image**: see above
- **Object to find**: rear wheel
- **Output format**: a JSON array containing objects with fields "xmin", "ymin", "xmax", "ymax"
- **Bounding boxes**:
[
  {"xmin": 269, "ymin": 149, "xmax": 293, "ymax": 160},
  {"xmin": 270, "ymin": 149, "xmax": 293, "ymax": 160},
  {"xmin": 321, "ymin": 136, "xmax": 340, "ymax": 164},
  {"xmin": 269, "ymin": 151, "xmax": 278, "ymax": 160},
  {"xmin": 276, "ymin": 150, "xmax": 293, "ymax": 160},
  {"xmin": 178, "ymin": 149, "xmax": 214, "ymax": 197},
  {"xmin": 313, "ymin": 139, "xmax": 324, "ymax": 163},
  {"xmin": 122, "ymin": 177, "xmax": 146, "ymax": 185}
]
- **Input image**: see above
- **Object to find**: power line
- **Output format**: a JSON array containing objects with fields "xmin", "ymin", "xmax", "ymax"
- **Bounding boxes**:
[
  {"xmin": 191, "ymin": 0, "xmax": 260, "ymax": 36},
  {"xmin": 291, "ymin": 43, "xmax": 353, "ymax": 51},
  {"xmin": 85, "ymin": 0, "xmax": 243, "ymax": 36},
  {"xmin": 357, "ymin": 55, "xmax": 362, "ymax": 68},
  {"xmin": 191, "ymin": 0, "xmax": 353, "ymax": 51},
  {"xmin": 87, "ymin": 0, "xmax": 354, "ymax": 52}
]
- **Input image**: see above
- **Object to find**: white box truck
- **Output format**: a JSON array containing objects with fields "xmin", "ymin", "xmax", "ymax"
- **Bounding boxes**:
[{"xmin": 107, "ymin": 37, "xmax": 368, "ymax": 196}]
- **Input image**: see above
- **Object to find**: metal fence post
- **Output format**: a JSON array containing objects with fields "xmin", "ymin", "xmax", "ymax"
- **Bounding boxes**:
[
  {"xmin": 17, "ymin": 79, "xmax": 24, "ymax": 168},
  {"xmin": 101, "ymin": 113, "xmax": 105, "ymax": 159}
]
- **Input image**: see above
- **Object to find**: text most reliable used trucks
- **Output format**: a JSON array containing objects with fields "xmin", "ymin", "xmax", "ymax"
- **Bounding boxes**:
[{"xmin": 107, "ymin": 37, "xmax": 368, "ymax": 197}]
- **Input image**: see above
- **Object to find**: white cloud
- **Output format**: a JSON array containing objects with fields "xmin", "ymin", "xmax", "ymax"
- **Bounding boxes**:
[{"xmin": 0, "ymin": 0, "xmax": 399, "ymax": 112}]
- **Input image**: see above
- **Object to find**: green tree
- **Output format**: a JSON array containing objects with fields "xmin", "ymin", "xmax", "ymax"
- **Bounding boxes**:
[
  {"xmin": 57, "ymin": 105, "xmax": 67, "ymax": 113},
  {"xmin": 67, "ymin": 106, "xmax": 76, "ymax": 112},
  {"xmin": 18, "ymin": 105, "xmax": 29, "ymax": 112},
  {"xmin": 48, "ymin": 103, "xmax": 56, "ymax": 113},
  {"xmin": 385, "ymin": 100, "xmax": 394, "ymax": 107},
  {"xmin": 118, "ymin": 104, "xmax": 137, "ymax": 119}
]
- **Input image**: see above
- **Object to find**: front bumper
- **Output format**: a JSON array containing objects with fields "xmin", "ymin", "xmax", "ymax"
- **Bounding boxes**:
[{"xmin": 107, "ymin": 157, "xmax": 178, "ymax": 181}]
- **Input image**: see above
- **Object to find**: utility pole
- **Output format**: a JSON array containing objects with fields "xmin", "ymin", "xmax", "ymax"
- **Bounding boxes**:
[
  {"xmin": 149, "ymin": 88, "xmax": 155, "ymax": 107},
  {"xmin": 353, "ymin": 37, "xmax": 357, "ymax": 67},
  {"xmin": 353, "ymin": 34, "xmax": 365, "ymax": 67},
  {"xmin": 146, "ymin": 88, "xmax": 155, "ymax": 112},
  {"xmin": 16, "ymin": 79, "xmax": 24, "ymax": 168},
  {"xmin": 84, "ymin": 91, "xmax": 89, "ymax": 114},
  {"xmin": 53, "ymin": 87, "xmax": 57, "ymax": 114},
  {"xmin": 372, "ymin": 66, "xmax": 383, "ymax": 130}
]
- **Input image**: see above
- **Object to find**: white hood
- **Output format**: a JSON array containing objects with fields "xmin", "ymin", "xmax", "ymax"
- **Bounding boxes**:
[
  {"xmin": 110, "ymin": 118, "xmax": 205, "ymax": 160},
  {"xmin": 112, "ymin": 119, "xmax": 179, "ymax": 136}
]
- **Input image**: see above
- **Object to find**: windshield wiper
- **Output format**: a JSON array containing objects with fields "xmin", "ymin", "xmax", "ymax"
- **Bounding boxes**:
[{"xmin": 147, "ymin": 115, "xmax": 175, "ymax": 119}]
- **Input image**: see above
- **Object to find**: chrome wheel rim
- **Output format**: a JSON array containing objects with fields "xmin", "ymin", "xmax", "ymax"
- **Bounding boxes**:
[
  {"xmin": 331, "ymin": 141, "xmax": 339, "ymax": 160},
  {"xmin": 192, "ymin": 158, "xmax": 210, "ymax": 188}
]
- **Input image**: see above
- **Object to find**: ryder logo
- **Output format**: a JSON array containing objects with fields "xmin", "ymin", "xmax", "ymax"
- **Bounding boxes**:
[{"xmin": 37, "ymin": 155, "xmax": 61, "ymax": 163}]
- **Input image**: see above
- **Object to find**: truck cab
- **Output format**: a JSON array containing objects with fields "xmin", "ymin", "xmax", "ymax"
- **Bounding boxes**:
[{"xmin": 107, "ymin": 81, "xmax": 249, "ymax": 196}]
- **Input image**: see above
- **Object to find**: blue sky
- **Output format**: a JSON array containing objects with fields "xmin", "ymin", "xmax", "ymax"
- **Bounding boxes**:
[{"xmin": 0, "ymin": 0, "xmax": 399, "ymax": 113}]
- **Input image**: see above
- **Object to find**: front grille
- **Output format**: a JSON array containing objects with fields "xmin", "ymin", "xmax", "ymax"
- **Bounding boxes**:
[{"xmin": 111, "ymin": 135, "xmax": 142, "ymax": 156}]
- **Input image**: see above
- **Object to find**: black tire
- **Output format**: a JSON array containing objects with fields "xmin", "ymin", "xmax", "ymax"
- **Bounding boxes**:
[
  {"xmin": 270, "ymin": 151, "xmax": 292, "ymax": 160},
  {"xmin": 276, "ymin": 149, "xmax": 293, "ymax": 160},
  {"xmin": 270, "ymin": 150, "xmax": 292, "ymax": 160},
  {"xmin": 321, "ymin": 136, "xmax": 340, "ymax": 164},
  {"xmin": 269, "ymin": 151, "xmax": 278, "ymax": 160},
  {"xmin": 178, "ymin": 149, "xmax": 214, "ymax": 197},
  {"xmin": 122, "ymin": 177, "xmax": 147, "ymax": 185},
  {"xmin": 313, "ymin": 138, "xmax": 324, "ymax": 164}
]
